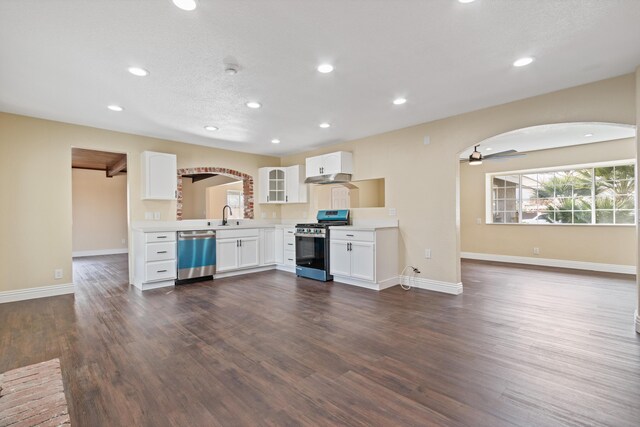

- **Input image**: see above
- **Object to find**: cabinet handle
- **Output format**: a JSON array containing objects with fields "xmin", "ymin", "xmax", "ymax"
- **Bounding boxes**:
[
  {"xmin": 239, "ymin": 240, "xmax": 242, "ymax": 247},
  {"xmin": 237, "ymin": 240, "xmax": 239, "ymax": 247},
  {"xmin": 157, "ymin": 236, "xmax": 167, "ymax": 239},
  {"xmin": 288, "ymin": 258, "xmax": 293, "ymax": 261},
  {"xmin": 157, "ymin": 269, "xmax": 167, "ymax": 273},
  {"xmin": 346, "ymin": 234, "xmax": 354, "ymax": 237},
  {"xmin": 267, "ymin": 195, "xmax": 269, "ymax": 202},
  {"xmin": 175, "ymin": 190, "xmax": 177, "ymax": 198},
  {"xmin": 157, "ymin": 251, "xmax": 167, "ymax": 254},
  {"xmin": 287, "ymin": 243, "xmax": 293, "ymax": 246},
  {"xmin": 286, "ymin": 195, "xmax": 288, "ymax": 202}
]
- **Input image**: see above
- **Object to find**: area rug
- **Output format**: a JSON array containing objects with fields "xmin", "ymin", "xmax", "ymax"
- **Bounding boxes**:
[{"xmin": 0, "ymin": 359, "xmax": 70, "ymax": 426}]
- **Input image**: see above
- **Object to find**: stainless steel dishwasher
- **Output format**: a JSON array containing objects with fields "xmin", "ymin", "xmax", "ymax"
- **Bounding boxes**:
[{"xmin": 176, "ymin": 230, "xmax": 216, "ymax": 284}]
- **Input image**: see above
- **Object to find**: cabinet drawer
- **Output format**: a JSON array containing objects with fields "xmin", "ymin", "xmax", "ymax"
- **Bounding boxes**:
[
  {"xmin": 145, "ymin": 260, "xmax": 176, "ymax": 282},
  {"xmin": 216, "ymin": 228, "xmax": 259, "ymax": 239},
  {"xmin": 331, "ymin": 229, "xmax": 374, "ymax": 242},
  {"xmin": 283, "ymin": 249, "xmax": 296, "ymax": 266},
  {"xmin": 284, "ymin": 237, "xmax": 295, "ymax": 248},
  {"xmin": 145, "ymin": 232, "xmax": 176, "ymax": 243},
  {"xmin": 146, "ymin": 242, "xmax": 176, "ymax": 262}
]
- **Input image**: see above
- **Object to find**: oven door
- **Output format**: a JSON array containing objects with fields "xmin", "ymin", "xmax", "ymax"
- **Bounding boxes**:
[{"xmin": 295, "ymin": 235, "xmax": 327, "ymax": 271}]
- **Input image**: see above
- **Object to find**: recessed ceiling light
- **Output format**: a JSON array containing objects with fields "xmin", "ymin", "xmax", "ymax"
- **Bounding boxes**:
[
  {"xmin": 107, "ymin": 105, "xmax": 123, "ymax": 112},
  {"xmin": 513, "ymin": 57, "xmax": 534, "ymax": 67},
  {"xmin": 393, "ymin": 97, "xmax": 407, "ymax": 105},
  {"xmin": 319, "ymin": 122, "xmax": 331, "ymax": 129},
  {"xmin": 584, "ymin": 133, "xmax": 594, "ymax": 137},
  {"xmin": 172, "ymin": 0, "xmax": 197, "ymax": 11},
  {"xmin": 271, "ymin": 139, "xmax": 281, "ymax": 144},
  {"xmin": 204, "ymin": 125, "xmax": 218, "ymax": 131},
  {"xmin": 246, "ymin": 101, "xmax": 262, "ymax": 109},
  {"xmin": 127, "ymin": 67, "xmax": 149, "ymax": 77},
  {"xmin": 458, "ymin": 0, "xmax": 476, "ymax": 3},
  {"xmin": 485, "ymin": 147, "xmax": 493, "ymax": 151},
  {"xmin": 317, "ymin": 64, "xmax": 334, "ymax": 73}
]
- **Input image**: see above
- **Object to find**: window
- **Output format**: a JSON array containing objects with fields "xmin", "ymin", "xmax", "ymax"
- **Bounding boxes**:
[
  {"xmin": 226, "ymin": 190, "xmax": 244, "ymax": 219},
  {"xmin": 489, "ymin": 161, "xmax": 635, "ymax": 225}
]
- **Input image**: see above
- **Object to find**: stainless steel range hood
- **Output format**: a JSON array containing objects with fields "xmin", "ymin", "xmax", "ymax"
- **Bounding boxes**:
[{"xmin": 304, "ymin": 173, "xmax": 352, "ymax": 185}]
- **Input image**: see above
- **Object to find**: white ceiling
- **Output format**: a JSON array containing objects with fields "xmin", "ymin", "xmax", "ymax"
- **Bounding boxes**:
[
  {"xmin": 458, "ymin": 122, "xmax": 637, "ymax": 158},
  {"xmin": 1, "ymin": 1, "xmax": 640, "ymax": 156}
]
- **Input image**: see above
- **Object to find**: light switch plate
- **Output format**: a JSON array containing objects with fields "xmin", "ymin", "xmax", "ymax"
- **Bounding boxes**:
[
  {"xmin": 54, "ymin": 269, "xmax": 63, "ymax": 279},
  {"xmin": 153, "ymin": 212, "xmax": 161, "ymax": 220},
  {"xmin": 145, "ymin": 212, "xmax": 153, "ymax": 220}
]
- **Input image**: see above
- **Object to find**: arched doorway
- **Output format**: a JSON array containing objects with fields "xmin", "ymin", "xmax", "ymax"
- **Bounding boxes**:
[{"xmin": 176, "ymin": 167, "xmax": 254, "ymax": 220}]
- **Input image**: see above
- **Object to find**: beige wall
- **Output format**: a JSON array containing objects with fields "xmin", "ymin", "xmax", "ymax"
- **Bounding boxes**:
[
  {"xmin": 72, "ymin": 169, "xmax": 128, "ymax": 254},
  {"xmin": 281, "ymin": 74, "xmax": 636, "ymax": 284},
  {"xmin": 460, "ymin": 138, "xmax": 636, "ymax": 265},
  {"xmin": 206, "ymin": 181, "xmax": 244, "ymax": 220},
  {"xmin": 0, "ymin": 113, "xmax": 280, "ymax": 293}
]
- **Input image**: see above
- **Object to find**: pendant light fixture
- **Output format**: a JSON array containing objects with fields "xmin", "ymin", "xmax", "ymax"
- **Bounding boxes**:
[{"xmin": 469, "ymin": 145, "xmax": 483, "ymax": 165}]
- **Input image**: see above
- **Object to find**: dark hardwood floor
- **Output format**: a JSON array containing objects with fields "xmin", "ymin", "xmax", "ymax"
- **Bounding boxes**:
[{"xmin": 1, "ymin": 255, "xmax": 639, "ymax": 426}]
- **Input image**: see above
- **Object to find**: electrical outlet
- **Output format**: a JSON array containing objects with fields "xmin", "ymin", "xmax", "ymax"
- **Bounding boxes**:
[
  {"xmin": 261, "ymin": 212, "xmax": 266, "ymax": 218},
  {"xmin": 388, "ymin": 208, "xmax": 397, "ymax": 216},
  {"xmin": 533, "ymin": 247, "xmax": 540, "ymax": 255},
  {"xmin": 425, "ymin": 249, "xmax": 432, "ymax": 259},
  {"xmin": 54, "ymin": 269, "xmax": 63, "ymax": 280},
  {"xmin": 145, "ymin": 212, "xmax": 153, "ymax": 220},
  {"xmin": 272, "ymin": 212, "xmax": 276, "ymax": 218},
  {"xmin": 476, "ymin": 217, "xmax": 482, "ymax": 225},
  {"xmin": 153, "ymin": 212, "xmax": 161, "ymax": 220},
  {"xmin": 121, "ymin": 238, "xmax": 126, "ymax": 245}
]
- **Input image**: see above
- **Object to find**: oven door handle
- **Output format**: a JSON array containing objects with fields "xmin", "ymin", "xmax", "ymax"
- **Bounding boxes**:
[{"xmin": 294, "ymin": 233, "xmax": 325, "ymax": 238}]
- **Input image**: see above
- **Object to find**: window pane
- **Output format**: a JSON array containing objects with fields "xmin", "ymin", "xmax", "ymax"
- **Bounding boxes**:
[
  {"xmin": 616, "ymin": 210, "xmax": 634, "ymax": 224},
  {"xmin": 554, "ymin": 211, "xmax": 572, "ymax": 224},
  {"xmin": 574, "ymin": 196, "xmax": 592, "ymax": 210},
  {"xmin": 595, "ymin": 166, "xmax": 614, "ymax": 179},
  {"xmin": 573, "ymin": 211, "xmax": 592, "ymax": 224},
  {"xmin": 615, "ymin": 165, "xmax": 634, "ymax": 180},
  {"xmin": 505, "ymin": 200, "xmax": 517, "ymax": 211},
  {"xmin": 596, "ymin": 210, "xmax": 614, "ymax": 224},
  {"xmin": 614, "ymin": 179, "xmax": 634, "ymax": 194},
  {"xmin": 497, "ymin": 188, "xmax": 505, "ymax": 199},
  {"xmin": 493, "ymin": 212, "xmax": 504, "ymax": 223},
  {"xmin": 504, "ymin": 212, "xmax": 518, "ymax": 223},
  {"xmin": 616, "ymin": 195, "xmax": 634, "ymax": 209}
]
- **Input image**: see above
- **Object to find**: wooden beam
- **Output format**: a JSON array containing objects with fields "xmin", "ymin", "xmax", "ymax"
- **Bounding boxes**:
[{"xmin": 106, "ymin": 155, "xmax": 127, "ymax": 177}]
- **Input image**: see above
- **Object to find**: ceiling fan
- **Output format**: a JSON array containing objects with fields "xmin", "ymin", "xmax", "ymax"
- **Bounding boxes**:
[{"xmin": 464, "ymin": 145, "xmax": 526, "ymax": 165}]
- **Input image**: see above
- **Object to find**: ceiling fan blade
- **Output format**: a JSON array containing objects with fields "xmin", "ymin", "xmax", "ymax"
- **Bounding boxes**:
[{"xmin": 484, "ymin": 149, "xmax": 517, "ymax": 159}]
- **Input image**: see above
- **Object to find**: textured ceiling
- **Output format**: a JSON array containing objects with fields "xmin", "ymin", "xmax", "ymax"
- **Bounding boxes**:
[{"xmin": 1, "ymin": 0, "xmax": 640, "ymax": 156}]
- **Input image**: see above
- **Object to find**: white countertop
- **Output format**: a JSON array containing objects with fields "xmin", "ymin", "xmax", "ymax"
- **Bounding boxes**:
[{"xmin": 329, "ymin": 225, "xmax": 398, "ymax": 231}]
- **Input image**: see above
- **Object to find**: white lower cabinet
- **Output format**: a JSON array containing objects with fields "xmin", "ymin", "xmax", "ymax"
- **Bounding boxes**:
[
  {"xmin": 216, "ymin": 231, "xmax": 260, "ymax": 273},
  {"xmin": 329, "ymin": 228, "xmax": 398, "ymax": 290},
  {"xmin": 276, "ymin": 227, "xmax": 296, "ymax": 271},
  {"xmin": 261, "ymin": 228, "xmax": 276, "ymax": 265},
  {"xmin": 133, "ymin": 231, "xmax": 177, "ymax": 290}
]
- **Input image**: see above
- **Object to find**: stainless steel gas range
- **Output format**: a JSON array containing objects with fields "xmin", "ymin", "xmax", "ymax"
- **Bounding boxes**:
[{"xmin": 295, "ymin": 209, "xmax": 349, "ymax": 281}]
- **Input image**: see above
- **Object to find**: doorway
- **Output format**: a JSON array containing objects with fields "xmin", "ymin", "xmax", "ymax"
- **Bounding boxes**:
[{"xmin": 71, "ymin": 148, "xmax": 129, "ymax": 287}]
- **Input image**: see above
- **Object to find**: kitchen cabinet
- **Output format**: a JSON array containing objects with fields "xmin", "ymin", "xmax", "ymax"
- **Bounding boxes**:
[
  {"xmin": 141, "ymin": 151, "xmax": 177, "ymax": 200},
  {"xmin": 329, "ymin": 228, "xmax": 398, "ymax": 290},
  {"xmin": 133, "ymin": 230, "xmax": 177, "ymax": 290},
  {"xmin": 258, "ymin": 166, "xmax": 307, "ymax": 204},
  {"xmin": 261, "ymin": 228, "xmax": 276, "ymax": 265},
  {"xmin": 305, "ymin": 151, "xmax": 353, "ymax": 178},
  {"xmin": 275, "ymin": 226, "xmax": 296, "ymax": 272},
  {"xmin": 216, "ymin": 229, "xmax": 260, "ymax": 272}
]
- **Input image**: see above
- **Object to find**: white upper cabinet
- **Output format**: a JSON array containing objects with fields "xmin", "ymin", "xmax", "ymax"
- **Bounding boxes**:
[
  {"xmin": 305, "ymin": 151, "xmax": 353, "ymax": 178},
  {"xmin": 258, "ymin": 165, "xmax": 308, "ymax": 204},
  {"xmin": 141, "ymin": 151, "xmax": 177, "ymax": 200}
]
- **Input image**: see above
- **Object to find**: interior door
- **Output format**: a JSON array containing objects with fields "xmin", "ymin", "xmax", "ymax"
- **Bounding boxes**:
[
  {"xmin": 349, "ymin": 241, "xmax": 375, "ymax": 281},
  {"xmin": 329, "ymin": 240, "xmax": 351, "ymax": 277},
  {"xmin": 331, "ymin": 186, "xmax": 351, "ymax": 209},
  {"xmin": 238, "ymin": 237, "xmax": 259, "ymax": 268}
]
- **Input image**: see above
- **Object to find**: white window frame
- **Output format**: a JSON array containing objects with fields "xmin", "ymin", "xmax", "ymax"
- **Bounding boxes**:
[{"xmin": 485, "ymin": 159, "xmax": 636, "ymax": 226}]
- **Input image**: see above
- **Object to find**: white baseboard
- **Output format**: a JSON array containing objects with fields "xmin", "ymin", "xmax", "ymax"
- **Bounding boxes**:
[
  {"xmin": 400, "ymin": 275, "xmax": 463, "ymax": 295},
  {"xmin": 635, "ymin": 311, "xmax": 640, "ymax": 334},
  {"xmin": 378, "ymin": 276, "xmax": 400, "ymax": 290},
  {"xmin": 0, "ymin": 283, "xmax": 74, "ymax": 304},
  {"xmin": 333, "ymin": 275, "xmax": 381, "ymax": 290},
  {"xmin": 461, "ymin": 252, "xmax": 635, "ymax": 275},
  {"xmin": 73, "ymin": 248, "xmax": 128, "ymax": 257}
]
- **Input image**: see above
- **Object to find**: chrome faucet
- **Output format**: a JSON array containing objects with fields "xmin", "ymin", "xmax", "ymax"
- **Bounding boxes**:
[{"xmin": 222, "ymin": 205, "xmax": 233, "ymax": 226}]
